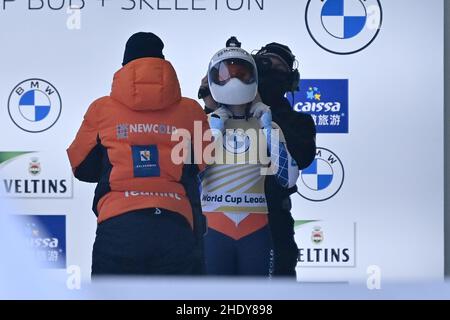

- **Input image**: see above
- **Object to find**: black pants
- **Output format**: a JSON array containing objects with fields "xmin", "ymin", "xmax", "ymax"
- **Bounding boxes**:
[
  {"xmin": 268, "ymin": 200, "xmax": 299, "ymax": 278},
  {"xmin": 265, "ymin": 176, "xmax": 299, "ymax": 278},
  {"xmin": 92, "ymin": 208, "xmax": 195, "ymax": 276}
]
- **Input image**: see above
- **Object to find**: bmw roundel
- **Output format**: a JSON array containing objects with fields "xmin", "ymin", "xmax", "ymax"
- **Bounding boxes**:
[
  {"xmin": 297, "ymin": 147, "xmax": 344, "ymax": 202},
  {"xmin": 223, "ymin": 129, "xmax": 251, "ymax": 154},
  {"xmin": 8, "ymin": 79, "xmax": 62, "ymax": 133},
  {"xmin": 305, "ymin": 0, "xmax": 383, "ymax": 55}
]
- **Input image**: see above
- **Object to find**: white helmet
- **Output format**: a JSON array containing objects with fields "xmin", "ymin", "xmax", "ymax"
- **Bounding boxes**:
[{"xmin": 208, "ymin": 47, "xmax": 258, "ymax": 105}]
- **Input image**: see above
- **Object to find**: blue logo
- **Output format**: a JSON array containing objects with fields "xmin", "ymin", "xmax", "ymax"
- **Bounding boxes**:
[
  {"xmin": 8, "ymin": 79, "xmax": 62, "ymax": 133},
  {"xmin": 302, "ymin": 158, "xmax": 334, "ymax": 191},
  {"xmin": 305, "ymin": 0, "xmax": 383, "ymax": 55},
  {"xmin": 19, "ymin": 90, "xmax": 51, "ymax": 121},
  {"xmin": 223, "ymin": 129, "xmax": 251, "ymax": 154},
  {"xmin": 297, "ymin": 148, "xmax": 344, "ymax": 202},
  {"xmin": 19, "ymin": 215, "xmax": 66, "ymax": 269},
  {"xmin": 288, "ymin": 79, "xmax": 348, "ymax": 134},
  {"xmin": 132, "ymin": 145, "xmax": 160, "ymax": 178},
  {"xmin": 321, "ymin": 0, "xmax": 367, "ymax": 39}
]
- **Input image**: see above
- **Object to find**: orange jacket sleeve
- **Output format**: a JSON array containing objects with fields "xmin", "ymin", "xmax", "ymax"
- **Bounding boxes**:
[{"xmin": 67, "ymin": 101, "xmax": 102, "ymax": 182}]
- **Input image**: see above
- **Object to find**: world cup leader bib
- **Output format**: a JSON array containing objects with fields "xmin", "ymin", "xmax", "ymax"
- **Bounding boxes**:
[{"xmin": 201, "ymin": 116, "xmax": 285, "ymax": 215}]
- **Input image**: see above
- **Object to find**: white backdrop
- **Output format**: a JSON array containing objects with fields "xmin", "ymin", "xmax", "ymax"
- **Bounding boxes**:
[{"xmin": 0, "ymin": 0, "xmax": 444, "ymax": 283}]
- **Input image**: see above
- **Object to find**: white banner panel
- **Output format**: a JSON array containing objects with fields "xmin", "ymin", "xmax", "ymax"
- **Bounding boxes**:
[{"xmin": 0, "ymin": 0, "xmax": 444, "ymax": 283}]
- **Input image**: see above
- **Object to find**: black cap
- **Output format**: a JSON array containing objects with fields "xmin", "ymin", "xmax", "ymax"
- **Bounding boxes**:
[
  {"xmin": 259, "ymin": 42, "xmax": 295, "ymax": 69},
  {"xmin": 122, "ymin": 32, "xmax": 165, "ymax": 66}
]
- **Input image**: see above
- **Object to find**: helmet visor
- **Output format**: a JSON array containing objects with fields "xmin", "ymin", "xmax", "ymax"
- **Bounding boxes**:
[{"xmin": 209, "ymin": 58, "xmax": 256, "ymax": 86}]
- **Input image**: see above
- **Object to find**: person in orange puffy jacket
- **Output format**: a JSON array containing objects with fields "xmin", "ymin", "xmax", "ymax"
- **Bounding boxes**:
[{"xmin": 67, "ymin": 32, "xmax": 209, "ymax": 276}]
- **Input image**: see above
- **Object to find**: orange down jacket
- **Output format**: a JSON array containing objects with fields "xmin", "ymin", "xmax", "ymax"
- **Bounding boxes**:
[{"xmin": 67, "ymin": 58, "xmax": 209, "ymax": 226}]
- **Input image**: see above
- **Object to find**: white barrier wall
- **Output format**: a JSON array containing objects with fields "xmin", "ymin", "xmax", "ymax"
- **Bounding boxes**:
[{"xmin": 0, "ymin": 0, "xmax": 444, "ymax": 283}]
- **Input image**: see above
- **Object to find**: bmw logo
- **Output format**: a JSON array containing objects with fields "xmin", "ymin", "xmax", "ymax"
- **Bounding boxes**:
[
  {"xmin": 297, "ymin": 147, "xmax": 344, "ymax": 201},
  {"xmin": 305, "ymin": 0, "xmax": 383, "ymax": 55},
  {"xmin": 8, "ymin": 79, "xmax": 62, "ymax": 133},
  {"xmin": 223, "ymin": 129, "xmax": 251, "ymax": 154}
]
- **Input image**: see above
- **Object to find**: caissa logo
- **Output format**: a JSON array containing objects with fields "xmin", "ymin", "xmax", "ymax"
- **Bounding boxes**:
[
  {"xmin": 25, "ymin": 222, "xmax": 59, "ymax": 249},
  {"xmin": 305, "ymin": 0, "xmax": 383, "ymax": 55},
  {"xmin": 8, "ymin": 79, "xmax": 62, "ymax": 133},
  {"xmin": 289, "ymin": 79, "xmax": 349, "ymax": 134}
]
